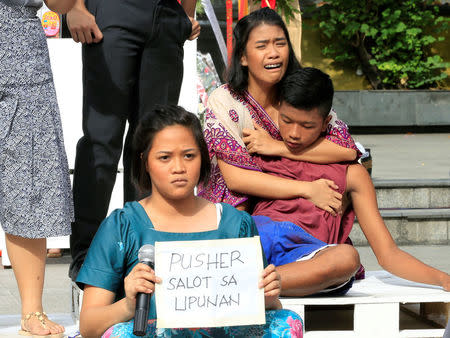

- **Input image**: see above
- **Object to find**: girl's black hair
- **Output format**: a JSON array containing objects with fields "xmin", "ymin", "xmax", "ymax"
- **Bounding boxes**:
[
  {"xmin": 227, "ymin": 7, "xmax": 301, "ymax": 93},
  {"xmin": 131, "ymin": 105, "xmax": 211, "ymax": 193}
]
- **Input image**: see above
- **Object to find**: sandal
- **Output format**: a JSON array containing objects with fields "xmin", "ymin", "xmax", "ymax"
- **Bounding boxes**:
[{"xmin": 19, "ymin": 312, "xmax": 64, "ymax": 338}]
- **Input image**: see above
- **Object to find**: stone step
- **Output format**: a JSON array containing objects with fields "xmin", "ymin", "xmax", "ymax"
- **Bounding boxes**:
[
  {"xmin": 350, "ymin": 208, "xmax": 450, "ymax": 246},
  {"xmin": 373, "ymin": 179, "xmax": 450, "ymax": 209}
]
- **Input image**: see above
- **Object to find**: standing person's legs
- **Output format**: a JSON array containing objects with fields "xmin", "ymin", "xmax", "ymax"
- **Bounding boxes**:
[
  {"xmin": 69, "ymin": 8, "xmax": 144, "ymax": 280},
  {"xmin": 6, "ymin": 234, "xmax": 64, "ymax": 335},
  {"xmin": 123, "ymin": 0, "xmax": 192, "ymax": 202}
]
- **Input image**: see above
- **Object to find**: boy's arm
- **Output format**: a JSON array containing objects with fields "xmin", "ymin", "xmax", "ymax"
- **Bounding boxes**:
[
  {"xmin": 243, "ymin": 125, "xmax": 357, "ymax": 163},
  {"xmin": 181, "ymin": 0, "xmax": 200, "ymax": 40},
  {"xmin": 218, "ymin": 159, "xmax": 342, "ymax": 215},
  {"xmin": 66, "ymin": 0, "xmax": 103, "ymax": 43},
  {"xmin": 289, "ymin": 138, "xmax": 357, "ymax": 162},
  {"xmin": 347, "ymin": 164, "xmax": 450, "ymax": 290}
]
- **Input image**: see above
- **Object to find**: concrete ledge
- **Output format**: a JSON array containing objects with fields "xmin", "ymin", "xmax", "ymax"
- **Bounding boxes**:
[
  {"xmin": 351, "ymin": 209, "xmax": 450, "ymax": 246},
  {"xmin": 373, "ymin": 178, "xmax": 450, "ymax": 188},
  {"xmin": 380, "ymin": 208, "xmax": 450, "ymax": 219},
  {"xmin": 334, "ymin": 90, "xmax": 450, "ymax": 127},
  {"xmin": 374, "ymin": 182, "xmax": 450, "ymax": 209}
]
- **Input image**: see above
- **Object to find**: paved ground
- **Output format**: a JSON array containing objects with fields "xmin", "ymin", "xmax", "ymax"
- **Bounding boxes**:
[
  {"xmin": 1, "ymin": 245, "xmax": 449, "ymax": 315},
  {"xmin": 354, "ymin": 133, "xmax": 450, "ymax": 180},
  {"xmin": 0, "ymin": 133, "xmax": 448, "ymax": 335},
  {"xmin": 1, "ymin": 245, "xmax": 449, "ymax": 336}
]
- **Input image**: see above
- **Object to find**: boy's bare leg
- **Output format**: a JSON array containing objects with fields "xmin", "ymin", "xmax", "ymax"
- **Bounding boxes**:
[{"xmin": 278, "ymin": 244, "xmax": 360, "ymax": 297}]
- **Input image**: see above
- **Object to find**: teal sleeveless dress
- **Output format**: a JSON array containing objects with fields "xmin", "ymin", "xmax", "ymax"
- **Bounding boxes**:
[{"xmin": 77, "ymin": 201, "xmax": 303, "ymax": 337}]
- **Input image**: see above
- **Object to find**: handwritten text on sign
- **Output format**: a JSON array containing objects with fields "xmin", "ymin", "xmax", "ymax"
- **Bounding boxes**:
[{"xmin": 155, "ymin": 237, "xmax": 265, "ymax": 328}]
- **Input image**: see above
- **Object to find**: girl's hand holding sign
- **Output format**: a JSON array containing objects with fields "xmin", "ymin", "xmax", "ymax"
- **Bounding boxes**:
[{"xmin": 260, "ymin": 264, "xmax": 282, "ymax": 310}]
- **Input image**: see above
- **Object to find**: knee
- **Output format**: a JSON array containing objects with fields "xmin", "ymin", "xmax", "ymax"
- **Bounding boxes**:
[
  {"xmin": 327, "ymin": 244, "xmax": 360, "ymax": 276},
  {"xmin": 339, "ymin": 244, "xmax": 361, "ymax": 274}
]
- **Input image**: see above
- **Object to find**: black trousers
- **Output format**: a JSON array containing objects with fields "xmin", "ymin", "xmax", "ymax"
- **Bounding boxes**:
[{"xmin": 69, "ymin": 0, "xmax": 191, "ymax": 280}]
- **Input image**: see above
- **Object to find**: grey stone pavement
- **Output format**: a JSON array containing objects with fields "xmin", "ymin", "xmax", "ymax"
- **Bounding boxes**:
[
  {"xmin": 0, "ymin": 133, "xmax": 448, "ymax": 335},
  {"xmin": 354, "ymin": 133, "xmax": 450, "ymax": 180}
]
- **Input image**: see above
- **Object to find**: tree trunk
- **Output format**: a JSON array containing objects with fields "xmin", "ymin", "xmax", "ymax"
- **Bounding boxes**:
[{"xmin": 356, "ymin": 32, "xmax": 383, "ymax": 89}]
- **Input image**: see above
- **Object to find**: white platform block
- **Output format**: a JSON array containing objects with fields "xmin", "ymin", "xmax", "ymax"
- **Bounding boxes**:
[
  {"xmin": 354, "ymin": 303, "xmax": 399, "ymax": 337},
  {"xmin": 281, "ymin": 271, "xmax": 450, "ymax": 338}
]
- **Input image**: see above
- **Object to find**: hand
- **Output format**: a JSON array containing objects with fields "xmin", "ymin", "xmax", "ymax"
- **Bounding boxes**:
[
  {"xmin": 124, "ymin": 263, "xmax": 162, "ymax": 314},
  {"xmin": 259, "ymin": 264, "xmax": 282, "ymax": 310},
  {"xmin": 243, "ymin": 123, "xmax": 283, "ymax": 156},
  {"xmin": 67, "ymin": 5, "xmax": 103, "ymax": 43},
  {"xmin": 188, "ymin": 17, "xmax": 201, "ymax": 40},
  {"xmin": 305, "ymin": 179, "xmax": 342, "ymax": 215}
]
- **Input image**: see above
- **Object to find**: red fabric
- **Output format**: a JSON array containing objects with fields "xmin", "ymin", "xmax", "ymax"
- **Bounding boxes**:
[
  {"xmin": 252, "ymin": 156, "xmax": 355, "ymax": 245},
  {"xmin": 238, "ymin": 0, "xmax": 248, "ymax": 20},
  {"xmin": 226, "ymin": 0, "xmax": 233, "ymax": 65},
  {"xmin": 261, "ymin": 0, "xmax": 276, "ymax": 9}
]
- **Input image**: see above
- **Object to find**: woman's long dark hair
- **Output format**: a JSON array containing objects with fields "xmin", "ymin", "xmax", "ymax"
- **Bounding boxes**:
[{"xmin": 227, "ymin": 7, "xmax": 301, "ymax": 93}]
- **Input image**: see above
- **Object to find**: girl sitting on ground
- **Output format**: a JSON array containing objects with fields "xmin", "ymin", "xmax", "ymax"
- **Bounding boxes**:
[
  {"xmin": 75, "ymin": 105, "xmax": 303, "ymax": 337},
  {"xmin": 199, "ymin": 8, "xmax": 359, "ymax": 213},
  {"xmin": 199, "ymin": 7, "xmax": 364, "ymax": 296}
]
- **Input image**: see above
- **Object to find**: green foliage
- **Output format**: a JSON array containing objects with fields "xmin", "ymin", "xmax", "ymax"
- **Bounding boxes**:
[
  {"xmin": 313, "ymin": 0, "xmax": 450, "ymax": 89},
  {"xmin": 196, "ymin": 1, "xmax": 205, "ymax": 16},
  {"xmin": 274, "ymin": 0, "xmax": 300, "ymax": 23},
  {"xmin": 195, "ymin": 0, "xmax": 223, "ymax": 17}
]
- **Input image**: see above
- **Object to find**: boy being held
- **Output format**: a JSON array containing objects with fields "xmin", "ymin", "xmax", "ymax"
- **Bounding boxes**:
[{"xmin": 247, "ymin": 67, "xmax": 450, "ymax": 296}]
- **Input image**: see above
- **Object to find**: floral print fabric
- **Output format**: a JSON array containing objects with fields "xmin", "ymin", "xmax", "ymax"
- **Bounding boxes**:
[{"xmin": 102, "ymin": 309, "xmax": 303, "ymax": 338}]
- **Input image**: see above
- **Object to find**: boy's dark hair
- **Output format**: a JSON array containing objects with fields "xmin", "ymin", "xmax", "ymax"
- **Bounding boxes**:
[
  {"xmin": 227, "ymin": 7, "xmax": 301, "ymax": 93},
  {"xmin": 281, "ymin": 67, "xmax": 334, "ymax": 118},
  {"xmin": 131, "ymin": 105, "xmax": 211, "ymax": 193}
]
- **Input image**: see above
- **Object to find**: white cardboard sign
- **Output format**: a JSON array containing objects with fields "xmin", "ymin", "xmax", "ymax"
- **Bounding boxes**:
[{"xmin": 154, "ymin": 237, "xmax": 265, "ymax": 328}]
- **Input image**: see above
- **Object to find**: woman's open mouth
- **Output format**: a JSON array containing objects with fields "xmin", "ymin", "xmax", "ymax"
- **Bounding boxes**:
[{"xmin": 264, "ymin": 63, "xmax": 282, "ymax": 70}]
